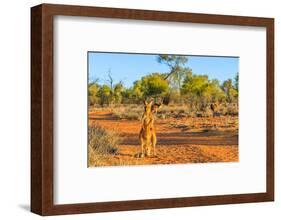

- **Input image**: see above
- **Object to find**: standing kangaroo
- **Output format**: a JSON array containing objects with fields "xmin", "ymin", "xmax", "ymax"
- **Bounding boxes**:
[{"xmin": 138, "ymin": 99, "xmax": 162, "ymax": 158}]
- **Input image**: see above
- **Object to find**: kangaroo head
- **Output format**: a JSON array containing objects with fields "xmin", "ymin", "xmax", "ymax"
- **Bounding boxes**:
[
  {"xmin": 152, "ymin": 99, "xmax": 163, "ymax": 113},
  {"xmin": 143, "ymin": 99, "xmax": 154, "ymax": 115}
]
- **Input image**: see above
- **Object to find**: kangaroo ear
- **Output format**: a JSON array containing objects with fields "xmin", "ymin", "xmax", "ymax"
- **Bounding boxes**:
[
  {"xmin": 143, "ymin": 99, "xmax": 148, "ymax": 105},
  {"xmin": 149, "ymin": 98, "xmax": 154, "ymax": 105}
]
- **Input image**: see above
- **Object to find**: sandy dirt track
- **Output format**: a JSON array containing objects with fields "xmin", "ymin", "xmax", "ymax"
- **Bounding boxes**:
[{"xmin": 89, "ymin": 110, "xmax": 238, "ymax": 166}]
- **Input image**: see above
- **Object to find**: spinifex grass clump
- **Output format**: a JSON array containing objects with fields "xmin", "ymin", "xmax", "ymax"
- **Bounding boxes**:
[{"xmin": 88, "ymin": 123, "xmax": 121, "ymax": 154}]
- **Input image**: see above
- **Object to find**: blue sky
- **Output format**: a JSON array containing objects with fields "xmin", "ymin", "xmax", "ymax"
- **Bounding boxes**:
[{"xmin": 88, "ymin": 52, "xmax": 239, "ymax": 87}]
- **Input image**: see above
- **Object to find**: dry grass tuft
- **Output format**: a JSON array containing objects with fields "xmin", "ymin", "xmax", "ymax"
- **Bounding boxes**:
[
  {"xmin": 112, "ymin": 105, "xmax": 142, "ymax": 120},
  {"xmin": 88, "ymin": 123, "xmax": 122, "ymax": 167}
]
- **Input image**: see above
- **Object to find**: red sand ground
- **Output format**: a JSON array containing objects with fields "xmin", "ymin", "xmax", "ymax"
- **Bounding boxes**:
[{"xmin": 88, "ymin": 110, "xmax": 238, "ymax": 166}]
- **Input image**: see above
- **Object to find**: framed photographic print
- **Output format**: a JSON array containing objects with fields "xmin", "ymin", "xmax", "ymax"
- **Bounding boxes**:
[{"xmin": 31, "ymin": 4, "xmax": 274, "ymax": 216}]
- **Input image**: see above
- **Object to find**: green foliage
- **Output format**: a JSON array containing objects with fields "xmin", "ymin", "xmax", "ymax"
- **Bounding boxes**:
[
  {"xmin": 234, "ymin": 72, "xmax": 239, "ymax": 91},
  {"xmin": 181, "ymin": 72, "xmax": 226, "ymax": 111},
  {"xmin": 157, "ymin": 55, "xmax": 188, "ymax": 70},
  {"xmin": 139, "ymin": 73, "xmax": 169, "ymax": 97},
  {"xmin": 88, "ymin": 58, "xmax": 238, "ymax": 110},
  {"xmin": 158, "ymin": 55, "xmax": 189, "ymax": 92},
  {"xmin": 221, "ymin": 79, "xmax": 238, "ymax": 102},
  {"xmin": 121, "ymin": 88, "xmax": 133, "ymax": 104},
  {"xmin": 96, "ymin": 85, "xmax": 111, "ymax": 106},
  {"xmin": 203, "ymin": 79, "xmax": 226, "ymax": 102},
  {"xmin": 132, "ymin": 80, "xmax": 144, "ymax": 101},
  {"xmin": 88, "ymin": 83, "xmax": 100, "ymax": 105},
  {"xmin": 113, "ymin": 82, "xmax": 124, "ymax": 104}
]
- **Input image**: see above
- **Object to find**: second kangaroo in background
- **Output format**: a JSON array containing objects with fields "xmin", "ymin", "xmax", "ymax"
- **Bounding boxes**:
[{"xmin": 138, "ymin": 99, "xmax": 162, "ymax": 158}]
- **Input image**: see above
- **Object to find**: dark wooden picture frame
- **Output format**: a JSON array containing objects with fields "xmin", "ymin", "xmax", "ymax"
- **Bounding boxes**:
[{"xmin": 31, "ymin": 3, "xmax": 274, "ymax": 216}]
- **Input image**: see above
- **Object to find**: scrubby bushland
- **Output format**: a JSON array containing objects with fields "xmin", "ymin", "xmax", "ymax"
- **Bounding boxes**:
[{"xmin": 88, "ymin": 55, "xmax": 239, "ymax": 116}]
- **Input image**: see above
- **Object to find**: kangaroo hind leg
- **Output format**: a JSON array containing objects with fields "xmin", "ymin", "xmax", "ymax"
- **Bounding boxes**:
[
  {"xmin": 139, "ymin": 136, "xmax": 145, "ymax": 158},
  {"xmin": 151, "ymin": 133, "xmax": 157, "ymax": 157}
]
